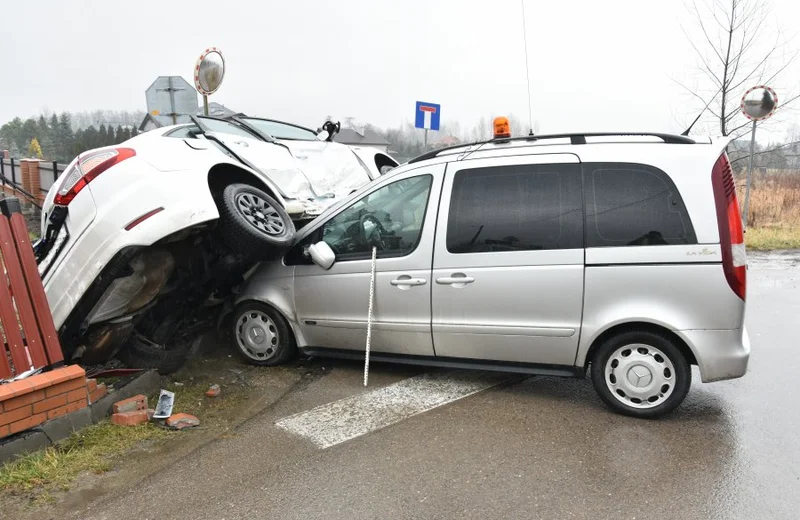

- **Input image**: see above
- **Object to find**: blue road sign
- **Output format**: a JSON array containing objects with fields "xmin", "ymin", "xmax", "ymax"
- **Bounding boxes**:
[{"xmin": 415, "ymin": 101, "xmax": 441, "ymax": 131}]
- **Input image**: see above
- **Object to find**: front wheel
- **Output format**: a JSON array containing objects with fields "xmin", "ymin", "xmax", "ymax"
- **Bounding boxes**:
[
  {"xmin": 231, "ymin": 302, "xmax": 295, "ymax": 366},
  {"xmin": 218, "ymin": 183, "xmax": 295, "ymax": 260},
  {"xmin": 590, "ymin": 331, "xmax": 691, "ymax": 418}
]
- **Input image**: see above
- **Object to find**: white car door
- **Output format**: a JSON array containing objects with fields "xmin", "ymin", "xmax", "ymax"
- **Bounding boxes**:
[
  {"xmin": 289, "ymin": 164, "xmax": 445, "ymax": 356},
  {"xmin": 431, "ymin": 154, "xmax": 585, "ymax": 366}
]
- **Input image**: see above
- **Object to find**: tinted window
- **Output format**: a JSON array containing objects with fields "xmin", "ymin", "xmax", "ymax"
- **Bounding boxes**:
[
  {"xmin": 584, "ymin": 163, "xmax": 696, "ymax": 247},
  {"xmin": 447, "ymin": 164, "xmax": 583, "ymax": 253}
]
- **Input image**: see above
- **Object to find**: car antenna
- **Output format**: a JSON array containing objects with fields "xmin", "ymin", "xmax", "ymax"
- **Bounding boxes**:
[
  {"xmin": 681, "ymin": 86, "xmax": 722, "ymax": 136},
  {"xmin": 520, "ymin": 0, "xmax": 535, "ymax": 136}
]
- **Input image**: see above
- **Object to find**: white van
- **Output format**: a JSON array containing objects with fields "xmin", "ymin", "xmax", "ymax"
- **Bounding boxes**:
[{"xmin": 233, "ymin": 132, "xmax": 749, "ymax": 418}]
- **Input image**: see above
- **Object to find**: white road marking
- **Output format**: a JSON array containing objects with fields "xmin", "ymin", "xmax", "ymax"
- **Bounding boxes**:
[{"xmin": 275, "ymin": 371, "xmax": 509, "ymax": 449}]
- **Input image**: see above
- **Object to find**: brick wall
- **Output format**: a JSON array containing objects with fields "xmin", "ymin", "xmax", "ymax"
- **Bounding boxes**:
[{"xmin": 0, "ymin": 365, "xmax": 107, "ymax": 439}]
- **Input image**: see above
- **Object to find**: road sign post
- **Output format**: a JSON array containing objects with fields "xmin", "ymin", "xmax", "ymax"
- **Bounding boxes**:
[
  {"xmin": 415, "ymin": 101, "xmax": 440, "ymax": 152},
  {"xmin": 740, "ymin": 85, "xmax": 777, "ymax": 230}
]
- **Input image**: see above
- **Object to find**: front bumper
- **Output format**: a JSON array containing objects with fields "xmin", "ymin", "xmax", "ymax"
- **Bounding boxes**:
[{"xmin": 679, "ymin": 328, "xmax": 750, "ymax": 383}]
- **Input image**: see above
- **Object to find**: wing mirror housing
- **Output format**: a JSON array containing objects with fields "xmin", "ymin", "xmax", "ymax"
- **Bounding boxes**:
[{"xmin": 308, "ymin": 241, "xmax": 335, "ymax": 270}]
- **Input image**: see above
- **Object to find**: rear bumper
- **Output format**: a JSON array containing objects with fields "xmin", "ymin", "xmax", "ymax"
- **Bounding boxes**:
[{"xmin": 679, "ymin": 328, "xmax": 750, "ymax": 383}]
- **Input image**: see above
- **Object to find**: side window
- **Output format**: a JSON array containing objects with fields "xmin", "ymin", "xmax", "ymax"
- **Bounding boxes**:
[
  {"xmin": 287, "ymin": 175, "xmax": 433, "ymax": 264},
  {"xmin": 584, "ymin": 163, "xmax": 696, "ymax": 247},
  {"xmin": 446, "ymin": 163, "xmax": 583, "ymax": 253}
]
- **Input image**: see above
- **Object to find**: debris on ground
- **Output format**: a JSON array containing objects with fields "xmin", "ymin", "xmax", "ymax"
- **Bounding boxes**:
[
  {"xmin": 112, "ymin": 394, "xmax": 147, "ymax": 414},
  {"xmin": 205, "ymin": 384, "xmax": 221, "ymax": 398},
  {"xmin": 152, "ymin": 390, "xmax": 175, "ymax": 419},
  {"xmin": 111, "ymin": 409, "xmax": 150, "ymax": 426},
  {"xmin": 165, "ymin": 413, "xmax": 200, "ymax": 430}
]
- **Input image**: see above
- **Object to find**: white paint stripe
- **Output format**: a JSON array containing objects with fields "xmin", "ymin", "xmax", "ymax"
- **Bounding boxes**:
[{"xmin": 275, "ymin": 371, "xmax": 509, "ymax": 449}]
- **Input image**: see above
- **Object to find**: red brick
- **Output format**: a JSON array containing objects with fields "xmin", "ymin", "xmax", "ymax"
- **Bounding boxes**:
[
  {"xmin": 0, "ymin": 424, "xmax": 9, "ymax": 438},
  {"xmin": 47, "ymin": 400, "xmax": 87, "ymax": 420},
  {"xmin": 112, "ymin": 394, "xmax": 147, "ymax": 414},
  {"xmin": 0, "ymin": 405, "xmax": 32, "ymax": 427},
  {"xmin": 0, "ymin": 384, "xmax": 16, "ymax": 402},
  {"xmin": 60, "ymin": 365, "xmax": 86, "ymax": 380},
  {"xmin": 2, "ymin": 389, "xmax": 45, "ymax": 412},
  {"xmin": 89, "ymin": 384, "xmax": 108, "ymax": 404},
  {"xmin": 111, "ymin": 410, "xmax": 149, "ymax": 426},
  {"xmin": 44, "ymin": 378, "xmax": 87, "ymax": 398},
  {"xmin": 87, "ymin": 379, "xmax": 98, "ymax": 393},
  {"xmin": 165, "ymin": 413, "xmax": 200, "ymax": 430},
  {"xmin": 66, "ymin": 388, "xmax": 88, "ymax": 404},
  {"xmin": 9, "ymin": 412, "xmax": 47, "ymax": 435},
  {"xmin": 27, "ymin": 371, "xmax": 59, "ymax": 392},
  {"xmin": 32, "ymin": 394, "xmax": 67, "ymax": 414}
]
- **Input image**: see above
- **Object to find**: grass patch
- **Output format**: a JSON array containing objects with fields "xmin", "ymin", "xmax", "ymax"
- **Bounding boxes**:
[
  {"xmin": 745, "ymin": 226, "xmax": 800, "ymax": 251},
  {"xmin": 0, "ymin": 421, "xmax": 170, "ymax": 495}
]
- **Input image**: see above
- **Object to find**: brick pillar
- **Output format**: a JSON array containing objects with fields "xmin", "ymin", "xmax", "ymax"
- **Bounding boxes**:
[
  {"xmin": 19, "ymin": 160, "xmax": 31, "ymax": 211},
  {"xmin": 29, "ymin": 160, "xmax": 41, "ymax": 196},
  {"xmin": 2, "ymin": 150, "xmax": 8, "ymax": 159}
]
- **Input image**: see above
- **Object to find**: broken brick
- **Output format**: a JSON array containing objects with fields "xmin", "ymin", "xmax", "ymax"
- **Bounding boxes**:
[
  {"xmin": 112, "ymin": 394, "xmax": 147, "ymax": 414},
  {"xmin": 205, "ymin": 384, "xmax": 221, "ymax": 398},
  {"xmin": 165, "ymin": 413, "xmax": 200, "ymax": 430},
  {"xmin": 111, "ymin": 409, "xmax": 149, "ymax": 426}
]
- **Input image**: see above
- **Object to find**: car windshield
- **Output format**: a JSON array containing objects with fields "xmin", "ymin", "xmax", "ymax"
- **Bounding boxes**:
[{"xmin": 240, "ymin": 118, "xmax": 317, "ymax": 140}]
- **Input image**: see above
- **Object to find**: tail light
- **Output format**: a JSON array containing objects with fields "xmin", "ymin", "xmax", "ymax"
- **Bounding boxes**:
[
  {"xmin": 53, "ymin": 148, "xmax": 136, "ymax": 205},
  {"xmin": 711, "ymin": 153, "xmax": 746, "ymax": 300}
]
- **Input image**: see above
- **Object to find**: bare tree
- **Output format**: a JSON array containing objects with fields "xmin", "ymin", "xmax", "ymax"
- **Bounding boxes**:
[{"xmin": 679, "ymin": 0, "xmax": 798, "ymax": 137}]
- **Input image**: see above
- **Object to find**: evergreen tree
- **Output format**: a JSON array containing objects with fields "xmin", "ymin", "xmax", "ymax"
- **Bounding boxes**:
[{"xmin": 57, "ymin": 113, "xmax": 75, "ymax": 161}]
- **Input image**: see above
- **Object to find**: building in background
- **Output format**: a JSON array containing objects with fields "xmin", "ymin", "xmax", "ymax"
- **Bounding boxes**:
[{"xmin": 333, "ymin": 127, "xmax": 390, "ymax": 153}]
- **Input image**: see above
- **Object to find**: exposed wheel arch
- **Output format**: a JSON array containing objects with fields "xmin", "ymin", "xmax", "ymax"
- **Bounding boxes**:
[
  {"xmin": 207, "ymin": 163, "xmax": 281, "ymax": 202},
  {"xmin": 583, "ymin": 322, "xmax": 698, "ymax": 369},
  {"xmin": 375, "ymin": 152, "xmax": 399, "ymax": 174}
]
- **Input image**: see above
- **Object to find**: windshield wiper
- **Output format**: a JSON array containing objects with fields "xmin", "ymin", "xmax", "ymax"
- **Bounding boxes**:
[
  {"xmin": 189, "ymin": 115, "xmax": 289, "ymax": 197},
  {"xmin": 228, "ymin": 116, "xmax": 294, "ymax": 153}
]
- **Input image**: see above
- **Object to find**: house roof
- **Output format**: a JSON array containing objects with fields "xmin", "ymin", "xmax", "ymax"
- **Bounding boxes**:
[{"xmin": 334, "ymin": 128, "xmax": 390, "ymax": 146}]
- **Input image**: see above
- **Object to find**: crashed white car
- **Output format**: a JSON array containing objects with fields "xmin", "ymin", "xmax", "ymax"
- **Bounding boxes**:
[{"xmin": 36, "ymin": 116, "xmax": 397, "ymax": 372}]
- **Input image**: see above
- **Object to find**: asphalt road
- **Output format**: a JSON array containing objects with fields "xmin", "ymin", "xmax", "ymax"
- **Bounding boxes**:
[{"xmin": 71, "ymin": 254, "xmax": 800, "ymax": 520}]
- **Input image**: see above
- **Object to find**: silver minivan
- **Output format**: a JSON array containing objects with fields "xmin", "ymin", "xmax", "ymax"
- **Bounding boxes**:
[{"xmin": 232, "ymin": 132, "xmax": 750, "ymax": 418}]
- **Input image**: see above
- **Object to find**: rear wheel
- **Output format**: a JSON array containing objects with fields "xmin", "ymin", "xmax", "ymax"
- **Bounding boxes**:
[
  {"xmin": 218, "ymin": 183, "xmax": 295, "ymax": 259},
  {"xmin": 231, "ymin": 302, "xmax": 295, "ymax": 366},
  {"xmin": 590, "ymin": 331, "xmax": 691, "ymax": 418}
]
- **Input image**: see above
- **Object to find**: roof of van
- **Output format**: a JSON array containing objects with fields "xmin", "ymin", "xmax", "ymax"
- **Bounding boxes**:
[{"xmin": 408, "ymin": 132, "xmax": 721, "ymax": 165}]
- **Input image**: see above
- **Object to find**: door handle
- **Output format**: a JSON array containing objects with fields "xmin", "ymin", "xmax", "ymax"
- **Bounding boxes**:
[
  {"xmin": 436, "ymin": 276, "xmax": 475, "ymax": 285},
  {"xmin": 390, "ymin": 277, "xmax": 427, "ymax": 286}
]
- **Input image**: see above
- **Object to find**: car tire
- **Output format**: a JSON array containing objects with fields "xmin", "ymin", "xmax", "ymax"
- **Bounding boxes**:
[
  {"xmin": 117, "ymin": 333, "xmax": 193, "ymax": 375},
  {"xmin": 218, "ymin": 183, "xmax": 295, "ymax": 260},
  {"xmin": 231, "ymin": 302, "xmax": 295, "ymax": 366},
  {"xmin": 590, "ymin": 331, "xmax": 691, "ymax": 419}
]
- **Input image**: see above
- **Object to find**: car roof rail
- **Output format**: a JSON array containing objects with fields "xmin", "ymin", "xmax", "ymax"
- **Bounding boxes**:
[{"xmin": 408, "ymin": 132, "xmax": 696, "ymax": 164}]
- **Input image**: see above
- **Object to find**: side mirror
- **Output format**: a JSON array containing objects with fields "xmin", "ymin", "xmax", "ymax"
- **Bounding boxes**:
[{"xmin": 308, "ymin": 241, "xmax": 335, "ymax": 270}]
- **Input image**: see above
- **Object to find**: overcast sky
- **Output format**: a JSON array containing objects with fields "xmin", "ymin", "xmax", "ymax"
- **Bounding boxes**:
[{"xmin": 1, "ymin": 0, "xmax": 798, "ymax": 141}]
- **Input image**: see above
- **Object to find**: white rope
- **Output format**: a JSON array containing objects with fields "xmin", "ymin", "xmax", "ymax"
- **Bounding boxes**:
[{"xmin": 364, "ymin": 246, "xmax": 377, "ymax": 387}]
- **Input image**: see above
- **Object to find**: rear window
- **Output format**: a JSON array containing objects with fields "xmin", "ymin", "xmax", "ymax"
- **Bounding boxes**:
[
  {"xmin": 584, "ymin": 163, "xmax": 696, "ymax": 247},
  {"xmin": 447, "ymin": 163, "xmax": 583, "ymax": 253}
]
